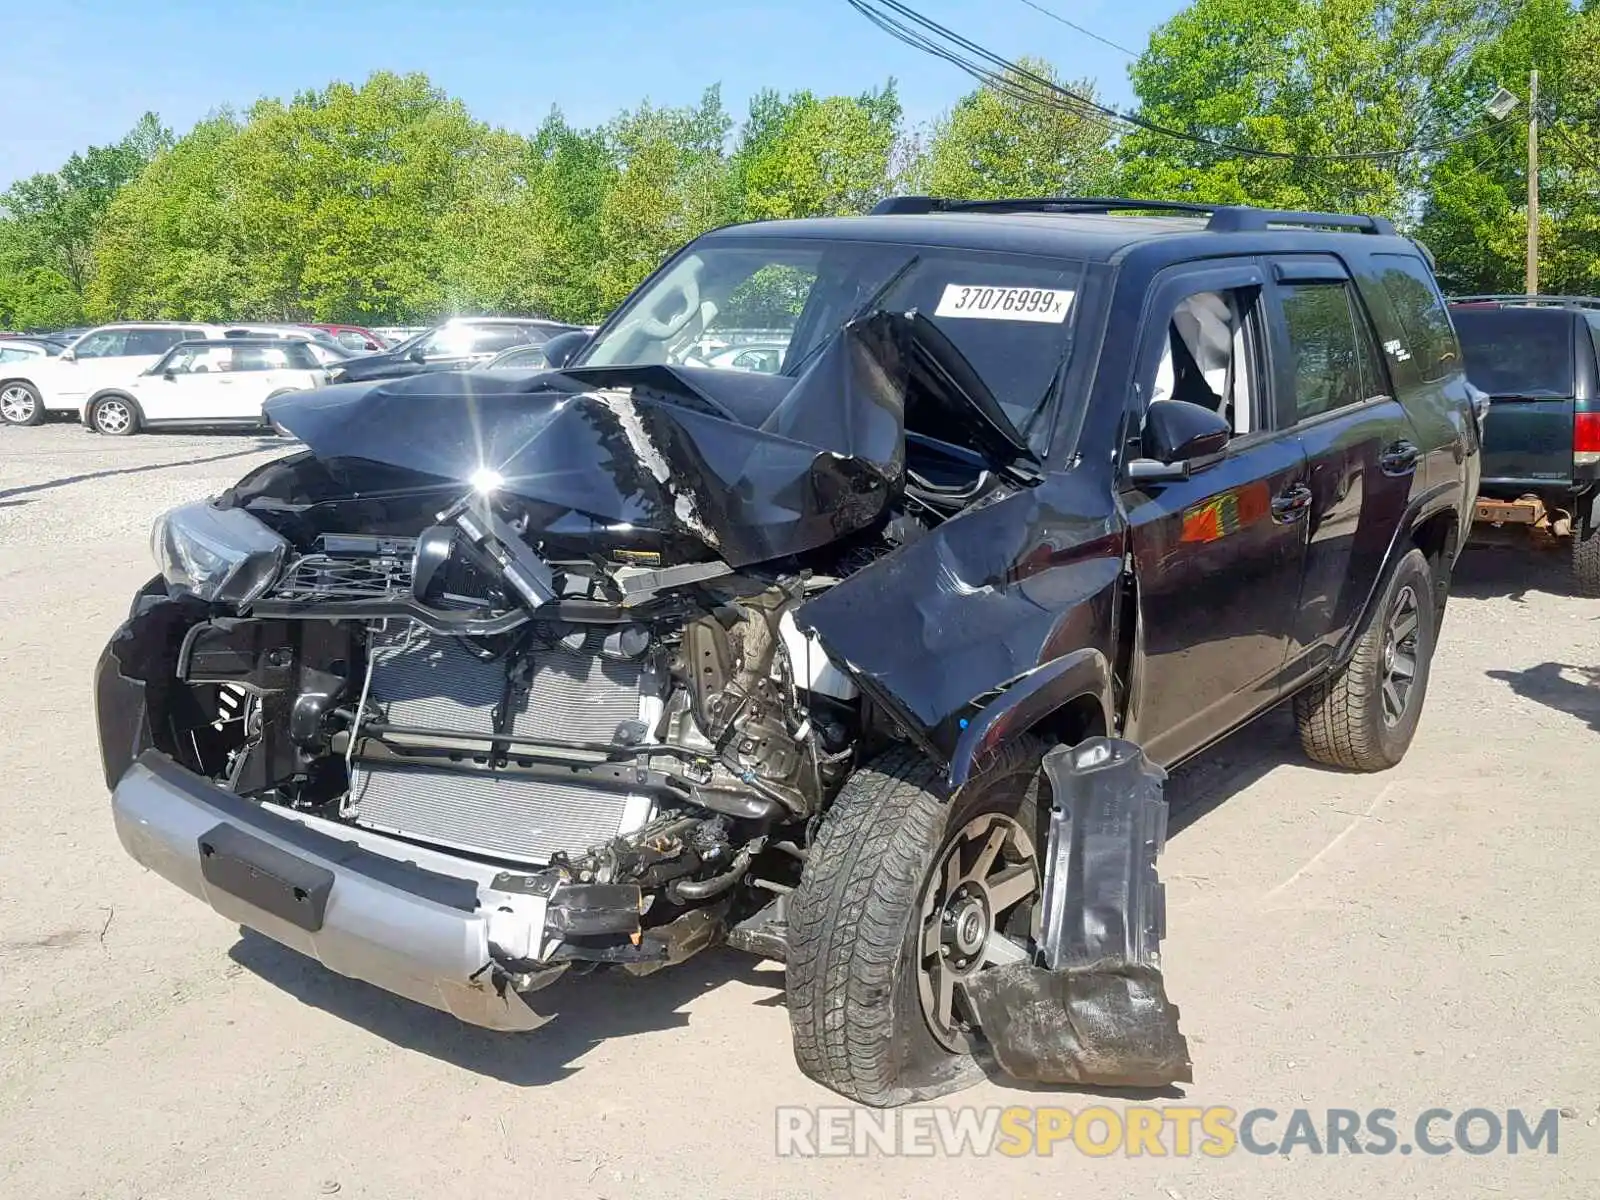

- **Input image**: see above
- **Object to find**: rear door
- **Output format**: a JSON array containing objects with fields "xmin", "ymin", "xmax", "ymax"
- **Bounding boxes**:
[
  {"xmin": 1450, "ymin": 306, "xmax": 1582, "ymax": 488},
  {"xmin": 1121, "ymin": 260, "xmax": 1312, "ymax": 765},
  {"xmin": 1266, "ymin": 256, "xmax": 1420, "ymax": 674}
]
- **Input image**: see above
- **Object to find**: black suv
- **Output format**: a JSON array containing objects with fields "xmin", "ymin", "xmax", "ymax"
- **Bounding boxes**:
[
  {"xmin": 1448, "ymin": 295, "xmax": 1600, "ymax": 593},
  {"xmin": 96, "ymin": 198, "xmax": 1478, "ymax": 1107}
]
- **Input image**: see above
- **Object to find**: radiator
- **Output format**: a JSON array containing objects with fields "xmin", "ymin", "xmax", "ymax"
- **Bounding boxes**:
[{"xmin": 349, "ymin": 624, "xmax": 652, "ymax": 864}]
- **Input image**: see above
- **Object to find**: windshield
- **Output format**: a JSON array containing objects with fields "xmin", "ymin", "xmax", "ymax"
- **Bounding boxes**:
[
  {"xmin": 1452, "ymin": 308, "xmax": 1576, "ymax": 397},
  {"xmin": 579, "ymin": 236, "xmax": 1089, "ymax": 449}
]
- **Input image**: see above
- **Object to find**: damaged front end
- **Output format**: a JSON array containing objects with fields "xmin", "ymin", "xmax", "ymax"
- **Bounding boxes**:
[
  {"xmin": 965, "ymin": 739, "xmax": 1191, "ymax": 1087},
  {"xmin": 97, "ymin": 304, "xmax": 1189, "ymax": 1090}
]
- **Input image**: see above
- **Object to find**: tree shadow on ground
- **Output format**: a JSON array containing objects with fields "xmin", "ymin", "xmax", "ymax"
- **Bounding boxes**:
[
  {"xmin": 1485, "ymin": 661, "xmax": 1600, "ymax": 734},
  {"xmin": 0, "ymin": 440, "xmax": 282, "ymax": 501}
]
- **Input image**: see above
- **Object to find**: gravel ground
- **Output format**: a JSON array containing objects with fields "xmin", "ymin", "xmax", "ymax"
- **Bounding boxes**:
[{"xmin": 2, "ymin": 422, "xmax": 1598, "ymax": 1199}]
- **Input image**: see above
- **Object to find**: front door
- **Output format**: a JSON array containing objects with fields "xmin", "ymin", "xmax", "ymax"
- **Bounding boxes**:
[
  {"xmin": 1120, "ymin": 262, "xmax": 1312, "ymax": 766},
  {"xmin": 138, "ymin": 344, "xmax": 260, "ymax": 422}
]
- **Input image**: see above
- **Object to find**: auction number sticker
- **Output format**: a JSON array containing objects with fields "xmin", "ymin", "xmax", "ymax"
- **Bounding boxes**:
[{"xmin": 934, "ymin": 284, "xmax": 1074, "ymax": 323}]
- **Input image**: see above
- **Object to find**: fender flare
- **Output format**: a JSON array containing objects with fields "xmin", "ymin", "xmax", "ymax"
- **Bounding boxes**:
[
  {"xmin": 1332, "ymin": 481, "xmax": 1459, "ymax": 668},
  {"xmin": 946, "ymin": 647, "xmax": 1114, "ymax": 789}
]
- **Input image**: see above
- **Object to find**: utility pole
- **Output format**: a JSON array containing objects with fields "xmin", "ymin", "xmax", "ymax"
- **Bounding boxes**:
[{"xmin": 1527, "ymin": 69, "xmax": 1539, "ymax": 297}]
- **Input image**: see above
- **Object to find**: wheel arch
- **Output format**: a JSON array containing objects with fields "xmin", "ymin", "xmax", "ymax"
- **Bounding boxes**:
[
  {"xmin": 1333, "ymin": 484, "xmax": 1459, "ymax": 670},
  {"xmin": 86, "ymin": 389, "xmax": 145, "ymax": 430},
  {"xmin": 946, "ymin": 648, "xmax": 1114, "ymax": 789}
]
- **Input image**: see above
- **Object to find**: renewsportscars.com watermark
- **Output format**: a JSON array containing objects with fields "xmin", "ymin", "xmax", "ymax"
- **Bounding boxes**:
[{"xmin": 775, "ymin": 1106, "xmax": 1562, "ymax": 1158}]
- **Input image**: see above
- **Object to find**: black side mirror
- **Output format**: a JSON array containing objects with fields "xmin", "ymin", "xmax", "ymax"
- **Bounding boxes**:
[
  {"xmin": 407, "ymin": 346, "xmax": 427, "ymax": 363},
  {"xmin": 540, "ymin": 330, "xmax": 588, "ymax": 370},
  {"xmin": 1127, "ymin": 399, "xmax": 1231, "ymax": 482},
  {"xmin": 162, "ymin": 368, "xmax": 176, "ymax": 380}
]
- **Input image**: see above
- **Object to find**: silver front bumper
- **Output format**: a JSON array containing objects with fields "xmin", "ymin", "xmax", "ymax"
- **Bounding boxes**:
[{"xmin": 111, "ymin": 752, "xmax": 560, "ymax": 1031}]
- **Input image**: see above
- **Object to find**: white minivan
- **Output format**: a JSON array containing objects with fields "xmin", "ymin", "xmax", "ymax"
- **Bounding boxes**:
[{"xmin": 0, "ymin": 322, "xmax": 231, "ymax": 426}]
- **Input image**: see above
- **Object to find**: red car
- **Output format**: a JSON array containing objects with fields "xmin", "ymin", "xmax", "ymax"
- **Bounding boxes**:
[{"xmin": 300, "ymin": 324, "xmax": 387, "ymax": 352}]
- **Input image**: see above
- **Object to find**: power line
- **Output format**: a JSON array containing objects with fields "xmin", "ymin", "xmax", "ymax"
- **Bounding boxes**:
[
  {"xmin": 1552, "ymin": 125, "xmax": 1600, "ymax": 175},
  {"xmin": 851, "ymin": 0, "xmax": 1489, "ymax": 165},
  {"xmin": 1011, "ymin": 0, "xmax": 1140, "ymax": 60}
]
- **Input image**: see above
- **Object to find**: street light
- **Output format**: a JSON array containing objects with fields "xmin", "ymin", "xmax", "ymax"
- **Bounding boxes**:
[{"xmin": 1485, "ymin": 87, "xmax": 1520, "ymax": 122}]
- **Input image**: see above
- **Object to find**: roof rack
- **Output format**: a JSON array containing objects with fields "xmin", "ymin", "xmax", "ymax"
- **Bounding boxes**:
[
  {"xmin": 1448, "ymin": 294, "xmax": 1600, "ymax": 310},
  {"xmin": 872, "ymin": 195, "xmax": 1397, "ymax": 236}
]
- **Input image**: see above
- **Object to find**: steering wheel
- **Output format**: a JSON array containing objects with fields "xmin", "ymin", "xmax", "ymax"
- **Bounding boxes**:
[{"xmin": 639, "ymin": 270, "xmax": 702, "ymax": 339}]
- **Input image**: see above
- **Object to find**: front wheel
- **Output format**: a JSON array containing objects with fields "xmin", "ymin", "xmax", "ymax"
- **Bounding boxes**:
[
  {"xmin": 0, "ymin": 381, "xmax": 44, "ymax": 426},
  {"xmin": 88, "ymin": 394, "xmax": 140, "ymax": 436},
  {"xmin": 1295, "ymin": 546, "xmax": 1437, "ymax": 771},
  {"xmin": 786, "ymin": 741, "xmax": 1044, "ymax": 1106}
]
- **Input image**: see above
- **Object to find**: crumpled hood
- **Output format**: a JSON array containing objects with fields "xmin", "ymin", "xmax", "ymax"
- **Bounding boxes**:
[{"xmin": 265, "ymin": 314, "xmax": 912, "ymax": 568}]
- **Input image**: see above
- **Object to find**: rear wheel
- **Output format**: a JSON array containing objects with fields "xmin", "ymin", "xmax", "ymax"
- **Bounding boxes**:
[
  {"xmin": 89, "ymin": 394, "xmax": 140, "ymax": 437},
  {"xmin": 0, "ymin": 381, "xmax": 44, "ymax": 426},
  {"xmin": 1572, "ymin": 531, "xmax": 1600, "ymax": 599},
  {"xmin": 1295, "ymin": 547, "xmax": 1436, "ymax": 771},
  {"xmin": 786, "ymin": 741, "xmax": 1044, "ymax": 1106}
]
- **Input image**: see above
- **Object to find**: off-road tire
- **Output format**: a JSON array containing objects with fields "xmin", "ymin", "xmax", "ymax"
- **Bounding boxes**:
[
  {"xmin": 0, "ymin": 381, "xmax": 44, "ymax": 426},
  {"xmin": 1295, "ymin": 547, "xmax": 1436, "ymax": 771},
  {"xmin": 786, "ymin": 739, "xmax": 1044, "ymax": 1107},
  {"xmin": 1571, "ymin": 531, "xmax": 1600, "ymax": 599}
]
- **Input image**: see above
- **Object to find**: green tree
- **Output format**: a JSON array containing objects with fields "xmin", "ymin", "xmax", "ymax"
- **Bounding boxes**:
[
  {"xmin": 88, "ymin": 115, "xmax": 250, "ymax": 321},
  {"xmin": 918, "ymin": 60, "xmax": 1117, "ymax": 199},
  {"xmin": 732, "ymin": 83, "xmax": 902, "ymax": 220},
  {"xmin": 594, "ymin": 88, "xmax": 734, "ymax": 312},
  {"xmin": 223, "ymin": 71, "xmax": 499, "ymax": 322},
  {"xmin": 0, "ymin": 112, "xmax": 170, "ymax": 323},
  {"xmin": 1416, "ymin": 0, "xmax": 1596, "ymax": 292},
  {"xmin": 1119, "ymin": 0, "xmax": 1494, "ymax": 218}
]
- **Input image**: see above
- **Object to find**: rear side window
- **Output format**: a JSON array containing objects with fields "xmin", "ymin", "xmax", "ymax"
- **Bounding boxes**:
[
  {"xmin": 231, "ymin": 346, "xmax": 292, "ymax": 371},
  {"xmin": 335, "ymin": 330, "xmax": 369, "ymax": 350},
  {"xmin": 1279, "ymin": 282, "xmax": 1388, "ymax": 421},
  {"xmin": 1450, "ymin": 308, "xmax": 1575, "ymax": 398},
  {"xmin": 1371, "ymin": 254, "xmax": 1459, "ymax": 382}
]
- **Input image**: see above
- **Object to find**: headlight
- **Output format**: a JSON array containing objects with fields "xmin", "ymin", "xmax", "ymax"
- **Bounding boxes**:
[{"xmin": 150, "ymin": 501, "xmax": 289, "ymax": 606}]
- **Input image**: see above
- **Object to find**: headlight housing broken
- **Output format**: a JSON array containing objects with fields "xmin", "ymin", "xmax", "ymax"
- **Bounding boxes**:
[{"xmin": 150, "ymin": 501, "xmax": 289, "ymax": 607}]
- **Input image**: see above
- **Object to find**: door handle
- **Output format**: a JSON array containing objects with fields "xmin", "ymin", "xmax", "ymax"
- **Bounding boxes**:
[
  {"xmin": 1271, "ymin": 484, "xmax": 1313, "ymax": 521},
  {"xmin": 1379, "ymin": 440, "xmax": 1419, "ymax": 475}
]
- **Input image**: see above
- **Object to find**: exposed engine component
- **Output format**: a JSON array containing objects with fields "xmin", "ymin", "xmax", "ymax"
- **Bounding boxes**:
[{"xmin": 315, "ymin": 568, "xmax": 863, "ymax": 871}]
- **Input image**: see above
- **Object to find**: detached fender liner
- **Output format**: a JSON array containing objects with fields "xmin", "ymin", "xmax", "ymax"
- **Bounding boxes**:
[
  {"xmin": 964, "ymin": 737, "xmax": 1192, "ymax": 1087},
  {"xmin": 110, "ymin": 750, "xmax": 550, "ymax": 1031}
]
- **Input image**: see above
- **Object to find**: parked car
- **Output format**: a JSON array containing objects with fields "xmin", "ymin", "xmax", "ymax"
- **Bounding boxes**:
[
  {"xmin": 0, "ymin": 336, "xmax": 67, "ymax": 370},
  {"xmin": 79, "ymin": 338, "xmax": 329, "ymax": 436},
  {"xmin": 371, "ymin": 325, "xmax": 428, "ymax": 346},
  {"xmin": 327, "ymin": 317, "xmax": 582, "ymax": 383},
  {"xmin": 97, "ymin": 197, "xmax": 1477, "ymax": 1108},
  {"xmin": 704, "ymin": 341, "xmax": 789, "ymax": 373},
  {"xmin": 301, "ymin": 323, "xmax": 387, "ymax": 352},
  {"xmin": 0, "ymin": 321, "xmax": 248, "ymax": 426},
  {"xmin": 1447, "ymin": 295, "xmax": 1600, "ymax": 593},
  {"xmin": 480, "ymin": 343, "xmax": 551, "ymax": 371}
]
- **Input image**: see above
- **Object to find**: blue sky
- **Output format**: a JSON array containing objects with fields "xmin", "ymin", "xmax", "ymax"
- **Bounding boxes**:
[{"xmin": 0, "ymin": 0, "xmax": 1184, "ymax": 188}]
